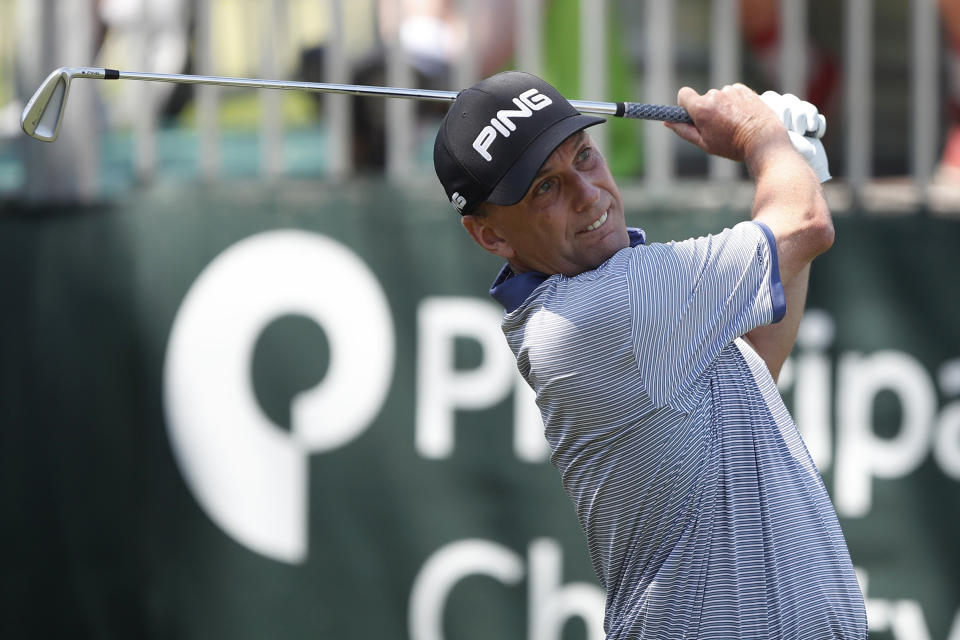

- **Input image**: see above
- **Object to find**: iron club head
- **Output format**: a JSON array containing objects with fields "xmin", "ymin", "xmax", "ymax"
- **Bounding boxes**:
[{"xmin": 20, "ymin": 67, "xmax": 74, "ymax": 142}]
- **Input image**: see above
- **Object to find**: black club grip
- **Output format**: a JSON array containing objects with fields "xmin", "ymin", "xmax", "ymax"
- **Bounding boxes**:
[{"xmin": 618, "ymin": 102, "xmax": 693, "ymax": 124}]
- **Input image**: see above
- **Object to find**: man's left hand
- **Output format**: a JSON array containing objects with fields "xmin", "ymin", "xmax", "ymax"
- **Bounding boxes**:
[{"xmin": 759, "ymin": 91, "xmax": 831, "ymax": 183}]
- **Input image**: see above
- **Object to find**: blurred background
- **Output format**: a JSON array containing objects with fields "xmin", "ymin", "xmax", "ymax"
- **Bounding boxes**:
[{"xmin": 1, "ymin": 1, "xmax": 958, "ymax": 638}]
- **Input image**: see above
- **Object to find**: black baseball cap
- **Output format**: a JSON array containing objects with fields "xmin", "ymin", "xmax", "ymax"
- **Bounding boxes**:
[{"xmin": 433, "ymin": 71, "xmax": 605, "ymax": 215}]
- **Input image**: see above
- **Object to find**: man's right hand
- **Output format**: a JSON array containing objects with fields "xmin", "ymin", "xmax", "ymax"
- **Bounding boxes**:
[{"xmin": 665, "ymin": 84, "xmax": 792, "ymax": 166}]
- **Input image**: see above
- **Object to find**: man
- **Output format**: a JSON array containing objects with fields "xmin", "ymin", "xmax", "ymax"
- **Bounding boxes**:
[{"xmin": 433, "ymin": 71, "xmax": 867, "ymax": 639}]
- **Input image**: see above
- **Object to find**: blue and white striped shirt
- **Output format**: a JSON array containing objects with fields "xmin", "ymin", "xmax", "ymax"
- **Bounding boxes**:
[{"xmin": 492, "ymin": 221, "xmax": 867, "ymax": 639}]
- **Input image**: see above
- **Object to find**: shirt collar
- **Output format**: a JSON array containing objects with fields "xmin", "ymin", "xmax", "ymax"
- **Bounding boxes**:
[{"xmin": 490, "ymin": 227, "xmax": 647, "ymax": 313}]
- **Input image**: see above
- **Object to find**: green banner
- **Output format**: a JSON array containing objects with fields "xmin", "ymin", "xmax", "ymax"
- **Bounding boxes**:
[{"xmin": 1, "ymin": 183, "xmax": 958, "ymax": 639}]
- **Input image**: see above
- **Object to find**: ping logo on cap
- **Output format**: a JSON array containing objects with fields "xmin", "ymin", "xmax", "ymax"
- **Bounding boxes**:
[{"xmin": 472, "ymin": 88, "xmax": 553, "ymax": 162}]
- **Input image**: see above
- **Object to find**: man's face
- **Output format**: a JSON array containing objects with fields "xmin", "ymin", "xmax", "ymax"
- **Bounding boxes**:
[{"xmin": 462, "ymin": 131, "xmax": 629, "ymax": 277}]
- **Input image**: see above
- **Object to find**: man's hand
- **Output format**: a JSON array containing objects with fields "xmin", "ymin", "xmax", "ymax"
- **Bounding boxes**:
[
  {"xmin": 758, "ymin": 91, "xmax": 831, "ymax": 183},
  {"xmin": 665, "ymin": 84, "xmax": 790, "ymax": 164},
  {"xmin": 758, "ymin": 91, "xmax": 826, "ymax": 138}
]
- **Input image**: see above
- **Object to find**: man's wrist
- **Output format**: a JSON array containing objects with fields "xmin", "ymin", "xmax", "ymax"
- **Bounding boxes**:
[{"xmin": 744, "ymin": 133, "xmax": 797, "ymax": 179}]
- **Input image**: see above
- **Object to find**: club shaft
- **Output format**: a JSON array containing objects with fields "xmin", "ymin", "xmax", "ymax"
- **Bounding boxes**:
[
  {"xmin": 22, "ymin": 65, "xmax": 703, "ymax": 144},
  {"xmin": 116, "ymin": 69, "xmax": 461, "ymax": 103},
  {"xmin": 92, "ymin": 67, "xmax": 683, "ymax": 121}
]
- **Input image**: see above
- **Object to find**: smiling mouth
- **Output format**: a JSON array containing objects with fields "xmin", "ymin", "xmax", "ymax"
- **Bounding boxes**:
[{"xmin": 580, "ymin": 210, "xmax": 609, "ymax": 233}]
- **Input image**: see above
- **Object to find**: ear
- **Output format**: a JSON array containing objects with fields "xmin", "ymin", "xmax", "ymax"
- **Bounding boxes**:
[{"xmin": 461, "ymin": 215, "xmax": 516, "ymax": 261}]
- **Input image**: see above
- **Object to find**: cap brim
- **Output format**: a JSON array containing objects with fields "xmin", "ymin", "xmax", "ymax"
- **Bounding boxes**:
[{"xmin": 485, "ymin": 113, "xmax": 606, "ymax": 207}]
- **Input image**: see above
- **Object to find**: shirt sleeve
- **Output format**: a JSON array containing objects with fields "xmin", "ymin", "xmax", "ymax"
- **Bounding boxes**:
[{"xmin": 627, "ymin": 220, "xmax": 785, "ymax": 411}]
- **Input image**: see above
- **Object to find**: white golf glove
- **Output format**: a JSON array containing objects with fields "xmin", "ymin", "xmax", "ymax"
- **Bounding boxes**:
[{"xmin": 759, "ymin": 90, "xmax": 831, "ymax": 183}]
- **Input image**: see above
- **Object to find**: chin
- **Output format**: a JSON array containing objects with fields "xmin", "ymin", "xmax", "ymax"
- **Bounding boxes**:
[{"xmin": 600, "ymin": 224, "xmax": 630, "ymax": 254}]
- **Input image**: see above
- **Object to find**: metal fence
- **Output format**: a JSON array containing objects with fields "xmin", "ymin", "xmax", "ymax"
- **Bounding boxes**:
[{"xmin": 0, "ymin": 0, "xmax": 953, "ymax": 211}]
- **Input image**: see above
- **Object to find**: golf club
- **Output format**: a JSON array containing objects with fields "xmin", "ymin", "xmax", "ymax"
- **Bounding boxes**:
[{"xmin": 21, "ymin": 66, "xmax": 827, "ymax": 143}]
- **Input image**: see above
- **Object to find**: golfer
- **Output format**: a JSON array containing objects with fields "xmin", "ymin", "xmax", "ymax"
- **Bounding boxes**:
[{"xmin": 434, "ymin": 71, "xmax": 867, "ymax": 639}]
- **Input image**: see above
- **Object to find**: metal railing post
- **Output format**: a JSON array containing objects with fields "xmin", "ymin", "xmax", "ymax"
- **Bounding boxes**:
[
  {"xmin": 709, "ymin": 0, "xmax": 741, "ymax": 182},
  {"xmin": 779, "ymin": 0, "xmax": 807, "ymax": 97},
  {"xmin": 912, "ymin": 0, "xmax": 939, "ymax": 199},
  {"xmin": 516, "ymin": 0, "xmax": 543, "ymax": 78},
  {"xmin": 260, "ymin": 0, "xmax": 285, "ymax": 179},
  {"xmin": 133, "ymin": 0, "xmax": 156, "ymax": 183},
  {"xmin": 845, "ymin": 0, "xmax": 873, "ymax": 200},
  {"xmin": 19, "ymin": 0, "xmax": 99, "ymax": 201},
  {"xmin": 385, "ymin": 0, "xmax": 414, "ymax": 181},
  {"xmin": 196, "ymin": 0, "xmax": 219, "ymax": 180},
  {"xmin": 644, "ymin": 0, "xmax": 675, "ymax": 187},
  {"xmin": 326, "ymin": 0, "xmax": 352, "ymax": 178},
  {"xmin": 581, "ymin": 0, "xmax": 608, "ymax": 155}
]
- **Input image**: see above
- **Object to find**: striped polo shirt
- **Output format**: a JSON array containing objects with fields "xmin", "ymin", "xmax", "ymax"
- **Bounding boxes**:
[{"xmin": 492, "ymin": 221, "xmax": 867, "ymax": 639}]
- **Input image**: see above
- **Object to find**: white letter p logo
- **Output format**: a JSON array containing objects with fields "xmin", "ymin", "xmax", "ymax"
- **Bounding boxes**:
[{"xmin": 164, "ymin": 230, "xmax": 395, "ymax": 563}]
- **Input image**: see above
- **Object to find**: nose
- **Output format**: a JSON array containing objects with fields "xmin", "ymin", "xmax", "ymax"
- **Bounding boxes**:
[{"xmin": 571, "ymin": 171, "xmax": 601, "ymax": 214}]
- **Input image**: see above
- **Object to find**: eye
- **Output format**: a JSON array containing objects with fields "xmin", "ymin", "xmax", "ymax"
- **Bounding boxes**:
[
  {"xmin": 534, "ymin": 177, "xmax": 557, "ymax": 197},
  {"xmin": 576, "ymin": 146, "xmax": 595, "ymax": 164}
]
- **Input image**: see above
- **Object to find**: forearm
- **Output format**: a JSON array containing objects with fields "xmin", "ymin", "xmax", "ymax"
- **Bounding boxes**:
[
  {"xmin": 748, "ymin": 142, "xmax": 833, "ymax": 287},
  {"xmin": 744, "ymin": 143, "xmax": 824, "ymax": 379},
  {"xmin": 744, "ymin": 262, "xmax": 810, "ymax": 381}
]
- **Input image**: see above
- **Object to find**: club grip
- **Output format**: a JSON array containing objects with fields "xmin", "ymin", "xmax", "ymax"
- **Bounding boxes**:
[
  {"xmin": 617, "ymin": 102, "xmax": 693, "ymax": 124},
  {"xmin": 617, "ymin": 101, "xmax": 826, "ymax": 138}
]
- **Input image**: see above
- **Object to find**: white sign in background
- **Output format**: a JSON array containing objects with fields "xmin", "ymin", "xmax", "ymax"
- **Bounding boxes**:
[{"xmin": 163, "ymin": 230, "xmax": 960, "ymax": 640}]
